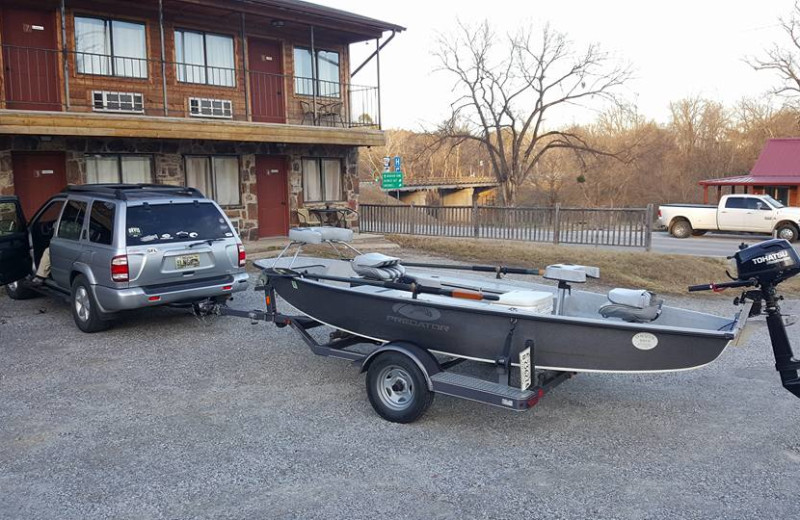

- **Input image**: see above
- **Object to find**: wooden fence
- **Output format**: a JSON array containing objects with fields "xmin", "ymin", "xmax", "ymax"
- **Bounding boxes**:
[{"xmin": 359, "ymin": 203, "xmax": 654, "ymax": 250}]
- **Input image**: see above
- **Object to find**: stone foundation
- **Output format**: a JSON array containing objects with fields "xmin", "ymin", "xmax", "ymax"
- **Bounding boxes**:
[{"xmin": 0, "ymin": 136, "xmax": 359, "ymax": 240}]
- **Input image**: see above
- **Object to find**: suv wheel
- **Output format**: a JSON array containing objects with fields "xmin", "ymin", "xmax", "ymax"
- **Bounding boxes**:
[
  {"xmin": 71, "ymin": 275, "xmax": 110, "ymax": 333},
  {"xmin": 5, "ymin": 280, "xmax": 37, "ymax": 300}
]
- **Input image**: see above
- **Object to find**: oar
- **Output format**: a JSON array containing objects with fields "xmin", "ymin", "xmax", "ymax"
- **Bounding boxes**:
[
  {"xmin": 277, "ymin": 268, "xmax": 500, "ymax": 301},
  {"xmin": 401, "ymin": 261, "xmax": 544, "ymax": 278}
]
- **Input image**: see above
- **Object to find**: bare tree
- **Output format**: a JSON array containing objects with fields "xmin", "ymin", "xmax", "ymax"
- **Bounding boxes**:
[
  {"xmin": 434, "ymin": 20, "xmax": 631, "ymax": 205},
  {"xmin": 748, "ymin": 2, "xmax": 800, "ymax": 102}
]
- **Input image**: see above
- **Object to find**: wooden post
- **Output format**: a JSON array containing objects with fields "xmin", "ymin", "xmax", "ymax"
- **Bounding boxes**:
[
  {"xmin": 241, "ymin": 13, "xmax": 250, "ymax": 121},
  {"xmin": 645, "ymin": 204, "xmax": 654, "ymax": 252},
  {"xmin": 472, "ymin": 196, "xmax": 479, "ymax": 238},
  {"xmin": 703, "ymin": 185, "xmax": 709, "ymax": 204},
  {"xmin": 60, "ymin": 0, "xmax": 69, "ymax": 110},
  {"xmin": 310, "ymin": 26, "xmax": 317, "ymax": 125},
  {"xmin": 158, "ymin": 0, "xmax": 168, "ymax": 116},
  {"xmin": 553, "ymin": 203, "xmax": 561, "ymax": 245}
]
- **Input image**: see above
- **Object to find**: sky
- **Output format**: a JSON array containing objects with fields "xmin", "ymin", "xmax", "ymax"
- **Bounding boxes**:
[{"xmin": 316, "ymin": 0, "xmax": 797, "ymax": 130}]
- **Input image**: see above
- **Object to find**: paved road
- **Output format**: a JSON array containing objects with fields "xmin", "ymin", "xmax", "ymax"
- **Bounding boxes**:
[
  {"xmin": 1, "ymin": 273, "xmax": 799, "ymax": 519},
  {"xmin": 651, "ymin": 231, "xmax": 800, "ymax": 257}
]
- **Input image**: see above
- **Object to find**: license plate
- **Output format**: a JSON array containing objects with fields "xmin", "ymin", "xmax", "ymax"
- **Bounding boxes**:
[
  {"xmin": 176, "ymin": 254, "xmax": 200, "ymax": 269},
  {"xmin": 519, "ymin": 346, "xmax": 532, "ymax": 391}
]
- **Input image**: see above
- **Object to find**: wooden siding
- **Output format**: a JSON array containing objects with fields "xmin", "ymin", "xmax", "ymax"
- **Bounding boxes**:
[
  {"xmin": 0, "ymin": 110, "xmax": 385, "ymax": 146},
  {"xmin": 0, "ymin": 1, "xmax": 370, "ymax": 140}
]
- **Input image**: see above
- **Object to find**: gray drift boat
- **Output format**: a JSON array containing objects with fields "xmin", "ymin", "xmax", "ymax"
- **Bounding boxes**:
[{"xmin": 212, "ymin": 227, "xmax": 800, "ymax": 423}]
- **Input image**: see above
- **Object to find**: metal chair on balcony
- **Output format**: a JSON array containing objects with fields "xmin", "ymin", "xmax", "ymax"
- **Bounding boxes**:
[
  {"xmin": 318, "ymin": 101, "xmax": 345, "ymax": 127},
  {"xmin": 300, "ymin": 100, "xmax": 316, "ymax": 125}
]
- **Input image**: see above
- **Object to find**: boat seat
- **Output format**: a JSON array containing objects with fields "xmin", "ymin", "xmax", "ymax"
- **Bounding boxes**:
[
  {"xmin": 543, "ymin": 264, "xmax": 600, "ymax": 284},
  {"xmin": 352, "ymin": 252, "xmax": 406, "ymax": 281},
  {"xmin": 599, "ymin": 289, "xmax": 663, "ymax": 323},
  {"xmin": 288, "ymin": 226, "xmax": 354, "ymax": 245}
]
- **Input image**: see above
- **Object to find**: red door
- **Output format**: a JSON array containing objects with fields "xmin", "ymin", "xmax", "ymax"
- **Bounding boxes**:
[
  {"xmin": 256, "ymin": 156, "xmax": 289, "ymax": 237},
  {"xmin": 12, "ymin": 152, "xmax": 67, "ymax": 218},
  {"xmin": 248, "ymin": 38, "xmax": 285, "ymax": 123},
  {"xmin": 2, "ymin": 8, "xmax": 61, "ymax": 111}
]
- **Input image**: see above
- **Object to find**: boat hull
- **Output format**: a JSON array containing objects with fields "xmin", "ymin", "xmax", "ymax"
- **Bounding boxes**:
[{"xmin": 266, "ymin": 271, "xmax": 737, "ymax": 373}]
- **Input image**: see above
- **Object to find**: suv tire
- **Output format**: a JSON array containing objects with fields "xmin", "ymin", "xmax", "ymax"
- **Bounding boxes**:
[
  {"xmin": 5, "ymin": 280, "xmax": 37, "ymax": 300},
  {"xmin": 71, "ymin": 275, "xmax": 110, "ymax": 333}
]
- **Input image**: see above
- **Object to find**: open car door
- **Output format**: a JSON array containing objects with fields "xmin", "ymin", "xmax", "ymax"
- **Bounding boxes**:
[{"xmin": 0, "ymin": 196, "xmax": 32, "ymax": 285}]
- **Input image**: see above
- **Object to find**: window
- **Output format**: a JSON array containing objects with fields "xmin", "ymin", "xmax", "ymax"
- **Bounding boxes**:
[
  {"xmin": 126, "ymin": 203, "xmax": 233, "ymax": 245},
  {"xmin": 760, "ymin": 187, "xmax": 791, "ymax": 207},
  {"xmin": 0, "ymin": 201, "xmax": 22, "ymax": 236},
  {"xmin": 185, "ymin": 156, "xmax": 240, "ymax": 206},
  {"xmin": 293, "ymin": 47, "xmax": 340, "ymax": 97},
  {"xmin": 302, "ymin": 158, "xmax": 343, "ymax": 202},
  {"xmin": 175, "ymin": 30, "xmax": 235, "ymax": 87},
  {"xmin": 89, "ymin": 201, "xmax": 116, "ymax": 245},
  {"xmin": 85, "ymin": 155, "xmax": 153, "ymax": 184},
  {"xmin": 57, "ymin": 200, "xmax": 88, "ymax": 241},
  {"xmin": 75, "ymin": 16, "xmax": 147, "ymax": 78},
  {"xmin": 725, "ymin": 197, "xmax": 746, "ymax": 209}
]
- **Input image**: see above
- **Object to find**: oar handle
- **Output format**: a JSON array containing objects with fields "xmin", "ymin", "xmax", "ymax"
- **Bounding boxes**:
[
  {"xmin": 402, "ymin": 262, "xmax": 543, "ymax": 276},
  {"xmin": 283, "ymin": 269, "xmax": 501, "ymax": 302}
]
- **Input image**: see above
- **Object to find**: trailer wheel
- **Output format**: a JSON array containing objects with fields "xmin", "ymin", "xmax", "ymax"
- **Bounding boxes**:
[
  {"xmin": 366, "ymin": 352, "xmax": 434, "ymax": 423},
  {"xmin": 670, "ymin": 219, "xmax": 693, "ymax": 239}
]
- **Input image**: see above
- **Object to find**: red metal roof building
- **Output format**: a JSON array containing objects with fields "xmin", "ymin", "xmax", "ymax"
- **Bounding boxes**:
[{"xmin": 699, "ymin": 138, "xmax": 800, "ymax": 207}]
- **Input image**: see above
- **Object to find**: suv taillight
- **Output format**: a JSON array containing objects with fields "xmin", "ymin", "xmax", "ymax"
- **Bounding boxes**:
[
  {"xmin": 111, "ymin": 255, "xmax": 129, "ymax": 282},
  {"xmin": 237, "ymin": 243, "xmax": 246, "ymax": 268}
]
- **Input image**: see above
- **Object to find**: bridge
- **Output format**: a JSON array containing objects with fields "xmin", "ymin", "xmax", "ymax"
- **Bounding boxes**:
[{"xmin": 382, "ymin": 176, "xmax": 500, "ymax": 206}]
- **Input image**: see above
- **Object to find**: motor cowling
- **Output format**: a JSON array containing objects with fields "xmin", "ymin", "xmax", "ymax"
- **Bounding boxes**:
[{"xmin": 734, "ymin": 239, "xmax": 800, "ymax": 286}]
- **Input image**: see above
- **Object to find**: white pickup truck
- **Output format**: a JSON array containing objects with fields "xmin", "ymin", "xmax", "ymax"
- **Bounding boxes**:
[{"xmin": 659, "ymin": 194, "xmax": 800, "ymax": 242}]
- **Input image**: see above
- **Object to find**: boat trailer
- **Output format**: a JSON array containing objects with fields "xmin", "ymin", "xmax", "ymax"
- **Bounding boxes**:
[
  {"xmin": 204, "ymin": 278, "xmax": 574, "ymax": 423},
  {"xmin": 204, "ymin": 238, "xmax": 800, "ymax": 423}
]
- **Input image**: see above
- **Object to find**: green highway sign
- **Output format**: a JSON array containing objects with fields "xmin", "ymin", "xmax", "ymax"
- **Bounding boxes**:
[{"xmin": 381, "ymin": 171, "xmax": 404, "ymax": 190}]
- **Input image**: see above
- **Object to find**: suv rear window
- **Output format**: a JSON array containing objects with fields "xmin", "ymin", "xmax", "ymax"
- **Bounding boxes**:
[{"xmin": 125, "ymin": 202, "xmax": 233, "ymax": 246}]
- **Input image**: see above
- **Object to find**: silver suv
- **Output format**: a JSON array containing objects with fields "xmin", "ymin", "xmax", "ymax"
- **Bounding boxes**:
[{"xmin": 0, "ymin": 184, "xmax": 248, "ymax": 332}]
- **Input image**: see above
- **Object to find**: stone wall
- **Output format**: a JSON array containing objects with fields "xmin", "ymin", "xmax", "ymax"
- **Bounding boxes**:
[{"xmin": 0, "ymin": 136, "xmax": 360, "ymax": 240}]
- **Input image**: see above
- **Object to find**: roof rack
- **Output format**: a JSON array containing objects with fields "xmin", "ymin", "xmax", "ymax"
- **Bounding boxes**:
[{"xmin": 63, "ymin": 184, "xmax": 205, "ymax": 201}]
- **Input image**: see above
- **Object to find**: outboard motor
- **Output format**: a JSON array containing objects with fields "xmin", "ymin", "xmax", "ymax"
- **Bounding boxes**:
[{"xmin": 690, "ymin": 239, "xmax": 800, "ymax": 399}]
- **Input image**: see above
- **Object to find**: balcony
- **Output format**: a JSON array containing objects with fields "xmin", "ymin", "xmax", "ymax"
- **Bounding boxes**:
[{"xmin": 0, "ymin": 45, "xmax": 384, "ymax": 147}]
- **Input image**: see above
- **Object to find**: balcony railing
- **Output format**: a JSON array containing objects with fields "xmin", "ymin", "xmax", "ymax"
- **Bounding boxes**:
[{"xmin": 0, "ymin": 45, "xmax": 381, "ymax": 129}]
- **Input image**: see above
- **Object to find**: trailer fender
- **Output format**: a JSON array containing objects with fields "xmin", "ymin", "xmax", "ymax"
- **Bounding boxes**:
[{"xmin": 360, "ymin": 342, "xmax": 441, "ymax": 391}]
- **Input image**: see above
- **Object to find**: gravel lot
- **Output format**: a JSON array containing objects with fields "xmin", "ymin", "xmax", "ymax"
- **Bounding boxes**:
[{"xmin": 1, "ymin": 264, "xmax": 800, "ymax": 519}]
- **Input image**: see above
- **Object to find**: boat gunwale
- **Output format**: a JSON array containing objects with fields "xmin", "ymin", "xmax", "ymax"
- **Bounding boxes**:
[{"xmin": 263, "ymin": 267, "xmax": 739, "ymax": 341}]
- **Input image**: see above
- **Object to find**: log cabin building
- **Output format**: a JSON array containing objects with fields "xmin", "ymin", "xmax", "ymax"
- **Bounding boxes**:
[{"xmin": 0, "ymin": 0, "xmax": 403, "ymax": 239}]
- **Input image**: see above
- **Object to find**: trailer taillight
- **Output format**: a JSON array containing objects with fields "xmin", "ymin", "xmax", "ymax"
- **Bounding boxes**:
[
  {"xmin": 658, "ymin": 209, "xmax": 662, "ymax": 218},
  {"xmin": 237, "ymin": 243, "xmax": 246, "ymax": 268},
  {"xmin": 111, "ymin": 255, "xmax": 129, "ymax": 282}
]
